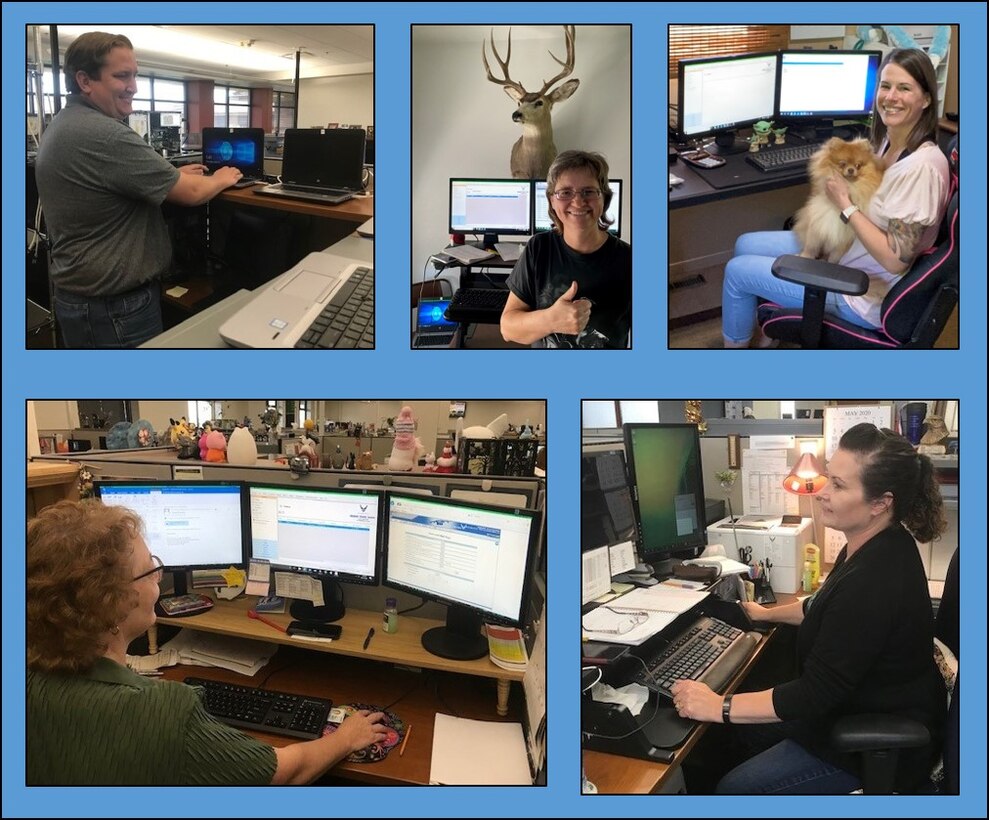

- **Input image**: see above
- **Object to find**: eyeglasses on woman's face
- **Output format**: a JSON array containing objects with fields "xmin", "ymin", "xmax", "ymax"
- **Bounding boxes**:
[
  {"xmin": 551, "ymin": 187, "xmax": 602, "ymax": 202},
  {"xmin": 132, "ymin": 554, "xmax": 164, "ymax": 583}
]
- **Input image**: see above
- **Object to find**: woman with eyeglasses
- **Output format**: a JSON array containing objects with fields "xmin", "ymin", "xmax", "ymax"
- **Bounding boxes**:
[
  {"xmin": 670, "ymin": 424, "xmax": 947, "ymax": 794},
  {"xmin": 500, "ymin": 150, "xmax": 631, "ymax": 348},
  {"xmin": 27, "ymin": 500, "xmax": 387, "ymax": 785}
]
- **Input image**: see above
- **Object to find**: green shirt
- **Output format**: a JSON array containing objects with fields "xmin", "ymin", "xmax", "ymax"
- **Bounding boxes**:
[{"xmin": 27, "ymin": 657, "xmax": 277, "ymax": 785}]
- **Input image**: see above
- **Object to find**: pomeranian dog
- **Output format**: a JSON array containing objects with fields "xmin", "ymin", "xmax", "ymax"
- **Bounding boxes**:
[{"xmin": 793, "ymin": 137, "xmax": 884, "ymax": 262}]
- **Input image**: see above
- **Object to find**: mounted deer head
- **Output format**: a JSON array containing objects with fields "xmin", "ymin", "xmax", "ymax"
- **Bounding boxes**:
[{"xmin": 483, "ymin": 25, "xmax": 579, "ymax": 179}]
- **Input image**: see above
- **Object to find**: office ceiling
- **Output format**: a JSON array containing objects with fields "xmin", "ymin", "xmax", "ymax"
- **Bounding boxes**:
[{"xmin": 34, "ymin": 25, "xmax": 374, "ymax": 86}]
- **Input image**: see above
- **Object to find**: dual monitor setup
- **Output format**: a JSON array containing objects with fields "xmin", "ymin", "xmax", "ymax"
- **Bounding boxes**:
[
  {"xmin": 581, "ymin": 423, "xmax": 708, "ymax": 601},
  {"xmin": 677, "ymin": 49, "xmax": 882, "ymax": 152},
  {"xmin": 94, "ymin": 480, "xmax": 541, "ymax": 661},
  {"xmin": 201, "ymin": 126, "xmax": 372, "ymax": 190},
  {"xmin": 449, "ymin": 177, "xmax": 623, "ymax": 250}
]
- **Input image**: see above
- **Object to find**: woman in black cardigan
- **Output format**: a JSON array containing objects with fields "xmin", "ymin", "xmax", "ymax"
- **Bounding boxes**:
[{"xmin": 671, "ymin": 423, "xmax": 947, "ymax": 794}]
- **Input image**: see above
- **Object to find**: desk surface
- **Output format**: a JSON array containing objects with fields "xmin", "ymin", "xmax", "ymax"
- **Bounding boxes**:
[
  {"xmin": 219, "ymin": 185, "xmax": 374, "ymax": 222},
  {"xmin": 669, "ymin": 152, "xmax": 808, "ymax": 209},
  {"xmin": 582, "ymin": 591, "xmax": 799, "ymax": 794},
  {"xmin": 159, "ymin": 646, "xmax": 523, "ymax": 786},
  {"xmin": 157, "ymin": 595, "xmax": 522, "ymax": 684}
]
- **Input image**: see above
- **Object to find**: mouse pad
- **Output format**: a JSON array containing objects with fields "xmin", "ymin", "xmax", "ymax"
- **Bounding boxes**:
[{"xmin": 322, "ymin": 704, "xmax": 405, "ymax": 763}]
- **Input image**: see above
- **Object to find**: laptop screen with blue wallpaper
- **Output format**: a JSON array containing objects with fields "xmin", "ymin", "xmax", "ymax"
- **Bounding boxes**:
[
  {"xmin": 417, "ymin": 298, "xmax": 457, "ymax": 331},
  {"xmin": 202, "ymin": 127, "xmax": 264, "ymax": 176}
]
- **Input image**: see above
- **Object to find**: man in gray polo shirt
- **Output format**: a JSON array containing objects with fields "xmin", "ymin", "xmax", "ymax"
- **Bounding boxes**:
[{"xmin": 35, "ymin": 31, "xmax": 244, "ymax": 348}]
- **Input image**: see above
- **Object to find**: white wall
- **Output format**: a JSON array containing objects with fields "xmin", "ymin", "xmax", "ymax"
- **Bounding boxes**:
[
  {"xmin": 33, "ymin": 400, "xmax": 78, "ymax": 429},
  {"xmin": 412, "ymin": 25, "xmax": 631, "ymax": 284},
  {"xmin": 297, "ymin": 74, "xmax": 373, "ymax": 129}
]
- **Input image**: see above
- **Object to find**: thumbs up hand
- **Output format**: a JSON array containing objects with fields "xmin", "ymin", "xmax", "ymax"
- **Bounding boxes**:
[{"xmin": 551, "ymin": 281, "xmax": 591, "ymax": 335}]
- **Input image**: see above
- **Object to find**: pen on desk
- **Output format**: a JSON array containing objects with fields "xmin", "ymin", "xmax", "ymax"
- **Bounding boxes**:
[
  {"xmin": 399, "ymin": 724, "xmax": 412, "ymax": 756},
  {"xmin": 247, "ymin": 609, "xmax": 287, "ymax": 634},
  {"xmin": 363, "ymin": 627, "xmax": 375, "ymax": 650}
]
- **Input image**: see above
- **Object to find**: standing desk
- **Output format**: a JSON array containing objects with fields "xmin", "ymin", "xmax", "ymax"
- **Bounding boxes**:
[
  {"xmin": 218, "ymin": 186, "xmax": 374, "ymax": 224},
  {"xmin": 582, "ymin": 590, "xmax": 799, "ymax": 794},
  {"xmin": 441, "ymin": 251, "xmax": 525, "ymax": 349}
]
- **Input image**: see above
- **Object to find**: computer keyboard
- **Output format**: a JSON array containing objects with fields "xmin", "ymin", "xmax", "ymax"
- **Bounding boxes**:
[
  {"xmin": 294, "ymin": 265, "xmax": 374, "ymax": 349},
  {"xmin": 746, "ymin": 142, "xmax": 822, "ymax": 173},
  {"xmin": 185, "ymin": 677, "xmax": 333, "ymax": 740},
  {"xmin": 631, "ymin": 615, "xmax": 760, "ymax": 699},
  {"xmin": 447, "ymin": 288, "xmax": 509, "ymax": 323}
]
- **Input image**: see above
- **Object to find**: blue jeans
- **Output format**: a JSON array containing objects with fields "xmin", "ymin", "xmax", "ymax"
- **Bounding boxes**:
[
  {"xmin": 715, "ymin": 724, "xmax": 862, "ymax": 795},
  {"xmin": 53, "ymin": 280, "xmax": 163, "ymax": 349},
  {"xmin": 721, "ymin": 231, "xmax": 876, "ymax": 345}
]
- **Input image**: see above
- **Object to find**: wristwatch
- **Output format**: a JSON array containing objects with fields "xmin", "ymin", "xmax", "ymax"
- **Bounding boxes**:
[
  {"xmin": 840, "ymin": 204, "xmax": 860, "ymax": 224},
  {"xmin": 722, "ymin": 694, "xmax": 733, "ymax": 724}
]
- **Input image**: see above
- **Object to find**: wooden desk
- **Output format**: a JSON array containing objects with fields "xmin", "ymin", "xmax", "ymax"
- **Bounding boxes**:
[
  {"xmin": 27, "ymin": 461, "xmax": 80, "ymax": 517},
  {"xmin": 156, "ymin": 595, "xmax": 523, "ymax": 715},
  {"xmin": 582, "ymin": 592, "xmax": 799, "ymax": 794},
  {"xmin": 158, "ymin": 646, "xmax": 523, "ymax": 786},
  {"xmin": 218, "ymin": 186, "xmax": 373, "ymax": 223}
]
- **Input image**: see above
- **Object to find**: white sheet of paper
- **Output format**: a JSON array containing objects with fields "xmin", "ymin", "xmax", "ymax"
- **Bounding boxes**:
[
  {"xmin": 430, "ymin": 714, "xmax": 531, "ymax": 785},
  {"xmin": 608, "ymin": 540, "xmax": 637, "ymax": 575},
  {"xmin": 742, "ymin": 449, "xmax": 800, "ymax": 516},
  {"xmin": 245, "ymin": 559, "xmax": 271, "ymax": 597},
  {"xmin": 581, "ymin": 547, "xmax": 611, "ymax": 605}
]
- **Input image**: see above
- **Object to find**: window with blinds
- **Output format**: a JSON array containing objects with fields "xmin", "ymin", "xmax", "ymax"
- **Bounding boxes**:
[{"xmin": 669, "ymin": 25, "xmax": 790, "ymax": 77}]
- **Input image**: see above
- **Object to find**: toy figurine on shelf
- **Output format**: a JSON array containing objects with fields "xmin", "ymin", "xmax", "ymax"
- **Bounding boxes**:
[
  {"xmin": 356, "ymin": 450, "xmax": 374, "ymax": 471},
  {"xmin": 199, "ymin": 421, "xmax": 213, "ymax": 460},
  {"xmin": 422, "ymin": 452, "xmax": 437, "ymax": 472},
  {"xmin": 773, "ymin": 126, "xmax": 787, "ymax": 145},
  {"xmin": 227, "ymin": 425, "xmax": 258, "ymax": 466},
  {"xmin": 346, "ymin": 452, "xmax": 356, "ymax": 470},
  {"xmin": 204, "ymin": 430, "xmax": 227, "ymax": 463},
  {"xmin": 387, "ymin": 405, "xmax": 425, "ymax": 471},
  {"xmin": 435, "ymin": 440, "xmax": 458, "ymax": 473},
  {"xmin": 331, "ymin": 445, "xmax": 345, "ymax": 469},
  {"xmin": 295, "ymin": 437, "xmax": 320, "ymax": 469}
]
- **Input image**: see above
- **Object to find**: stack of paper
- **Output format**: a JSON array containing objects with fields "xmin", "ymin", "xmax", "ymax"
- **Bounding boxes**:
[
  {"xmin": 161, "ymin": 630, "xmax": 277, "ymax": 676},
  {"xmin": 580, "ymin": 584, "xmax": 710, "ymax": 645},
  {"xmin": 429, "ymin": 714, "xmax": 531, "ymax": 785},
  {"xmin": 485, "ymin": 624, "xmax": 528, "ymax": 671}
]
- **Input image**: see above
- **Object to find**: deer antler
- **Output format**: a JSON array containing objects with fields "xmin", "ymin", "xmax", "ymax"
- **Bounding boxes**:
[
  {"xmin": 482, "ymin": 27, "xmax": 526, "ymax": 97},
  {"xmin": 537, "ymin": 25, "xmax": 576, "ymax": 97}
]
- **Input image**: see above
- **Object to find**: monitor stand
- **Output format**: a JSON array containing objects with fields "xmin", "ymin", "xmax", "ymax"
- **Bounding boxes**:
[
  {"xmin": 421, "ymin": 604, "xmax": 488, "ymax": 660},
  {"xmin": 481, "ymin": 232, "xmax": 499, "ymax": 251},
  {"xmin": 289, "ymin": 578, "xmax": 345, "ymax": 623},
  {"xmin": 706, "ymin": 131, "xmax": 750, "ymax": 156}
]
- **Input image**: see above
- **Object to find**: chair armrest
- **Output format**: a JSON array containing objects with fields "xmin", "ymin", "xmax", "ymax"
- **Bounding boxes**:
[
  {"xmin": 831, "ymin": 714, "xmax": 930, "ymax": 753},
  {"xmin": 771, "ymin": 255, "xmax": 869, "ymax": 295}
]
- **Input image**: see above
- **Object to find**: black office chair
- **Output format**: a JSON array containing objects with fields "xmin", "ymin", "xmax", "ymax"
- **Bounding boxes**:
[
  {"xmin": 830, "ymin": 547, "xmax": 959, "ymax": 794},
  {"xmin": 758, "ymin": 136, "xmax": 958, "ymax": 348}
]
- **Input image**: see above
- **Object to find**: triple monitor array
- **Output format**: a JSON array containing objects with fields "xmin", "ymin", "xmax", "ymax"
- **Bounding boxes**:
[
  {"xmin": 94, "ymin": 480, "xmax": 541, "ymax": 661},
  {"xmin": 201, "ymin": 126, "xmax": 372, "ymax": 190},
  {"xmin": 581, "ymin": 423, "xmax": 708, "ymax": 596},
  {"xmin": 449, "ymin": 177, "xmax": 623, "ymax": 249},
  {"xmin": 677, "ymin": 48, "xmax": 883, "ymax": 150}
]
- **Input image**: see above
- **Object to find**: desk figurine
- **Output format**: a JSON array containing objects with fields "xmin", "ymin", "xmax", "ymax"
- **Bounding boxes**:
[
  {"xmin": 748, "ymin": 120, "xmax": 773, "ymax": 152},
  {"xmin": 227, "ymin": 425, "xmax": 258, "ymax": 466},
  {"xmin": 435, "ymin": 440, "xmax": 458, "ymax": 473},
  {"xmin": 204, "ymin": 429, "xmax": 227, "ymax": 463},
  {"xmin": 356, "ymin": 450, "xmax": 374, "ymax": 471},
  {"xmin": 387, "ymin": 405, "xmax": 425, "ymax": 471},
  {"xmin": 422, "ymin": 452, "xmax": 438, "ymax": 472},
  {"xmin": 330, "ymin": 444, "xmax": 346, "ymax": 469},
  {"xmin": 773, "ymin": 126, "xmax": 787, "ymax": 145}
]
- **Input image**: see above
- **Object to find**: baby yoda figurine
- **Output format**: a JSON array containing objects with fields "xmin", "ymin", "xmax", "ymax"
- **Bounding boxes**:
[{"xmin": 749, "ymin": 120, "xmax": 773, "ymax": 152}]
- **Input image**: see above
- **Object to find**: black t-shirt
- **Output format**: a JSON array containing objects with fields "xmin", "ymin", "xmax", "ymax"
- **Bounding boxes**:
[{"xmin": 506, "ymin": 231, "xmax": 631, "ymax": 348}]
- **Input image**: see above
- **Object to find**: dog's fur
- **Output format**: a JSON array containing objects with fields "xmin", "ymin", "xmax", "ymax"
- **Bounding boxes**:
[{"xmin": 793, "ymin": 137, "xmax": 884, "ymax": 262}]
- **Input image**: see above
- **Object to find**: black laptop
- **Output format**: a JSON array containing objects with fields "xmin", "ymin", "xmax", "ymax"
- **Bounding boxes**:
[
  {"xmin": 257, "ymin": 127, "xmax": 366, "ymax": 204},
  {"xmin": 201, "ymin": 127, "xmax": 265, "ymax": 187},
  {"xmin": 413, "ymin": 297, "xmax": 457, "ymax": 348}
]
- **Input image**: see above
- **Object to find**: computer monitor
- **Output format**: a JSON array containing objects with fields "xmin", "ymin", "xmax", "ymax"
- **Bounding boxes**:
[
  {"xmin": 201, "ymin": 127, "xmax": 264, "ymax": 177},
  {"xmin": 622, "ymin": 423, "xmax": 707, "ymax": 573},
  {"xmin": 364, "ymin": 137, "xmax": 375, "ymax": 167},
  {"xmin": 383, "ymin": 492, "xmax": 540, "ymax": 660},
  {"xmin": 247, "ymin": 484, "xmax": 383, "ymax": 622},
  {"xmin": 580, "ymin": 445, "xmax": 637, "ymax": 552},
  {"xmin": 677, "ymin": 51, "xmax": 778, "ymax": 154},
  {"xmin": 93, "ymin": 481, "xmax": 246, "ymax": 599},
  {"xmin": 281, "ymin": 127, "xmax": 366, "ymax": 191},
  {"xmin": 776, "ymin": 50, "xmax": 882, "ymax": 125},
  {"xmin": 448, "ymin": 178, "xmax": 533, "ymax": 249},
  {"xmin": 533, "ymin": 179, "xmax": 622, "ymax": 237}
]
